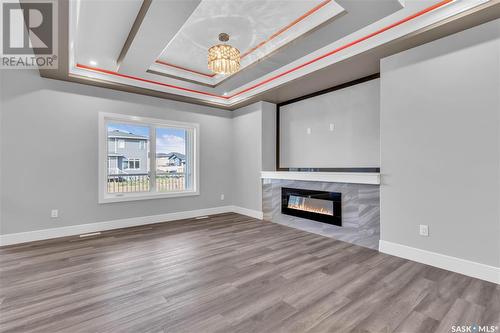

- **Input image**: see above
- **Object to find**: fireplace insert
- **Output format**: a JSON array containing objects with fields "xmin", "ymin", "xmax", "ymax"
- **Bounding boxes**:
[{"xmin": 281, "ymin": 187, "xmax": 341, "ymax": 226}]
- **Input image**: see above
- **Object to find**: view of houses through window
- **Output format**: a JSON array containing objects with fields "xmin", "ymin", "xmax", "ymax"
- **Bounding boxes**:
[
  {"xmin": 107, "ymin": 122, "xmax": 188, "ymax": 194},
  {"xmin": 155, "ymin": 126, "xmax": 187, "ymax": 192}
]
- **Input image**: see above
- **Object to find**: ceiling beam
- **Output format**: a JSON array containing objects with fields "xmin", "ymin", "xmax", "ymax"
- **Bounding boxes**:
[
  {"xmin": 117, "ymin": 0, "xmax": 202, "ymax": 76},
  {"xmin": 116, "ymin": 0, "xmax": 152, "ymax": 69}
]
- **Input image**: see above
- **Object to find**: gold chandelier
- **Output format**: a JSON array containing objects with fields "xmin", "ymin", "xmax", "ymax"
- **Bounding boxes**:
[{"xmin": 208, "ymin": 33, "xmax": 240, "ymax": 75}]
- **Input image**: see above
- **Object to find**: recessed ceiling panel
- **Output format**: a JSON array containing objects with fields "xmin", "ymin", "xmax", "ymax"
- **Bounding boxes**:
[{"xmin": 153, "ymin": 0, "xmax": 345, "ymax": 85}]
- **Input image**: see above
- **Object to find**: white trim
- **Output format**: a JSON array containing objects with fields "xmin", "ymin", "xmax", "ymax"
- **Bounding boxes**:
[
  {"xmin": 261, "ymin": 171, "xmax": 380, "ymax": 185},
  {"xmin": 0, "ymin": 206, "xmax": 262, "ymax": 247},
  {"xmin": 98, "ymin": 112, "xmax": 200, "ymax": 204},
  {"xmin": 97, "ymin": 190, "xmax": 200, "ymax": 204},
  {"xmin": 231, "ymin": 206, "xmax": 264, "ymax": 220},
  {"xmin": 379, "ymin": 240, "xmax": 500, "ymax": 285}
]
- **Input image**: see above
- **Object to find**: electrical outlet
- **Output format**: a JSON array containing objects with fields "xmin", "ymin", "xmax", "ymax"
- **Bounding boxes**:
[
  {"xmin": 329, "ymin": 123, "xmax": 335, "ymax": 131},
  {"xmin": 306, "ymin": 127, "xmax": 312, "ymax": 135},
  {"xmin": 419, "ymin": 224, "xmax": 429, "ymax": 237},
  {"xmin": 51, "ymin": 209, "xmax": 59, "ymax": 218},
  {"xmin": 220, "ymin": 194, "xmax": 225, "ymax": 201}
]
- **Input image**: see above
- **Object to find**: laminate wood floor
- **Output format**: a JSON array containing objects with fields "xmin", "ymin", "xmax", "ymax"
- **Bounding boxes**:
[{"xmin": 1, "ymin": 213, "xmax": 499, "ymax": 333}]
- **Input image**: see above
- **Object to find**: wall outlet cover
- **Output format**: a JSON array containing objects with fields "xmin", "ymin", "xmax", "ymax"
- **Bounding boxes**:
[{"xmin": 419, "ymin": 224, "xmax": 429, "ymax": 237}]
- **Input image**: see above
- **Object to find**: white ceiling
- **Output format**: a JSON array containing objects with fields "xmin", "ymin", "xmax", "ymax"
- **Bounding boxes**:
[
  {"xmin": 66, "ymin": 0, "xmax": 498, "ymax": 108},
  {"xmin": 75, "ymin": 0, "xmax": 143, "ymax": 71}
]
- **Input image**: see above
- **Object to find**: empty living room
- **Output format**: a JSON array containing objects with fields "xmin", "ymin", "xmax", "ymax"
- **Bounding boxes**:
[{"xmin": 1, "ymin": 0, "xmax": 500, "ymax": 332}]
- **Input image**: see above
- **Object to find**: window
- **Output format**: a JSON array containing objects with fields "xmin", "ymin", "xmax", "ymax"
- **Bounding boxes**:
[
  {"xmin": 99, "ymin": 113, "xmax": 199, "ymax": 203},
  {"xmin": 124, "ymin": 159, "xmax": 140, "ymax": 170}
]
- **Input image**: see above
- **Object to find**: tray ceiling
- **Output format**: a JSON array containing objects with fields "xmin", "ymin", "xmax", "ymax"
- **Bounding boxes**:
[
  {"xmin": 59, "ymin": 0, "xmax": 498, "ymax": 108},
  {"xmin": 152, "ymin": 0, "xmax": 345, "ymax": 86}
]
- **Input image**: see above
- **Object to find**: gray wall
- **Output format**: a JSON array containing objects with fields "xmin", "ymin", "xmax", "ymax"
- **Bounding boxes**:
[
  {"xmin": 280, "ymin": 79, "xmax": 380, "ymax": 168},
  {"xmin": 0, "ymin": 70, "xmax": 3, "ymax": 229},
  {"xmin": 231, "ymin": 101, "xmax": 276, "ymax": 212},
  {"xmin": 380, "ymin": 18, "xmax": 500, "ymax": 267},
  {"xmin": 0, "ymin": 70, "xmax": 234, "ymax": 234},
  {"xmin": 261, "ymin": 102, "xmax": 276, "ymax": 172},
  {"xmin": 232, "ymin": 103, "xmax": 263, "ymax": 212}
]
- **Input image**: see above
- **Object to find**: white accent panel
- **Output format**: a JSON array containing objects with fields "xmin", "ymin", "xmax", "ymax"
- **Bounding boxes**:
[
  {"xmin": 379, "ymin": 240, "xmax": 500, "ymax": 284},
  {"xmin": 0, "ymin": 206, "xmax": 261, "ymax": 247},
  {"xmin": 280, "ymin": 79, "xmax": 380, "ymax": 168},
  {"xmin": 261, "ymin": 171, "xmax": 380, "ymax": 185}
]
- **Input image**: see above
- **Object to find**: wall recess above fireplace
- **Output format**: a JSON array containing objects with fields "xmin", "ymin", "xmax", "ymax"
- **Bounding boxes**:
[{"xmin": 281, "ymin": 187, "xmax": 341, "ymax": 226}]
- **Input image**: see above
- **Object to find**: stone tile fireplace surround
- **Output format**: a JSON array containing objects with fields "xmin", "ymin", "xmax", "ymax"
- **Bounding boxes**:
[{"xmin": 262, "ymin": 176, "xmax": 380, "ymax": 249}]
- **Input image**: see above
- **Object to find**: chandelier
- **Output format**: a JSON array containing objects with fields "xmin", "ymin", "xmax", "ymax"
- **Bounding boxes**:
[{"xmin": 208, "ymin": 33, "xmax": 240, "ymax": 75}]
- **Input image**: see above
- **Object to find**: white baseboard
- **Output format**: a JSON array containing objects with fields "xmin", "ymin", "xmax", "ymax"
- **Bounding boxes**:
[
  {"xmin": 231, "ymin": 206, "xmax": 264, "ymax": 220},
  {"xmin": 0, "ymin": 205, "xmax": 263, "ymax": 247},
  {"xmin": 379, "ymin": 240, "xmax": 500, "ymax": 284}
]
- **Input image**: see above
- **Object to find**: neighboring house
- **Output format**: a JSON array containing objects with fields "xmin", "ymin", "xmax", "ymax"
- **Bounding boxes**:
[
  {"xmin": 107, "ymin": 130, "xmax": 148, "ymax": 175},
  {"xmin": 156, "ymin": 152, "xmax": 186, "ymax": 174}
]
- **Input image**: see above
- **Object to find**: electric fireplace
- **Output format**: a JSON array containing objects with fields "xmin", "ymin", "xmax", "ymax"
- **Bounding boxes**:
[{"xmin": 281, "ymin": 187, "xmax": 341, "ymax": 226}]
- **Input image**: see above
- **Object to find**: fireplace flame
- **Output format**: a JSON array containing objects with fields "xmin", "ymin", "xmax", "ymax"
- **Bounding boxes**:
[{"xmin": 287, "ymin": 202, "xmax": 333, "ymax": 216}]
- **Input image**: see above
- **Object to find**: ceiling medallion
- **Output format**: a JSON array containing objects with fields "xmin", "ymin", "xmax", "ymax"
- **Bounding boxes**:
[{"xmin": 208, "ymin": 33, "xmax": 240, "ymax": 75}]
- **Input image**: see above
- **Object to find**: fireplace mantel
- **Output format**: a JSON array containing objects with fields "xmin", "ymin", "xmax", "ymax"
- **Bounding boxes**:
[{"xmin": 261, "ymin": 171, "xmax": 380, "ymax": 185}]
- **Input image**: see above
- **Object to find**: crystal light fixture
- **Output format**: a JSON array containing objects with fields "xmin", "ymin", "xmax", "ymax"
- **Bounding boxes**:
[{"xmin": 208, "ymin": 33, "xmax": 240, "ymax": 75}]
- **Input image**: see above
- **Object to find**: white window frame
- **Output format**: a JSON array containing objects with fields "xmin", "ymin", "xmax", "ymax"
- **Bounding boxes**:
[
  {"xmin": 117, "ymin": 139, "xmax": 125, "ymax": 149},
  {"xmin": 99, "ymin": 112, "xmax": 200, "ymax": 203},
  {"xmin": 123, "ymin": 158, "xmax": 140, "ymax": 170},
  {"xmin": 132, "ymin": 159, "xmax": 139, "ymax": 170}
]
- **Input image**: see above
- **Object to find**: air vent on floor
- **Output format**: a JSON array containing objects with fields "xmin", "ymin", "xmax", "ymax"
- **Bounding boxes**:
[{"xmin": 79, "ymin": 232, "xmax": 101, "ymax": 238}]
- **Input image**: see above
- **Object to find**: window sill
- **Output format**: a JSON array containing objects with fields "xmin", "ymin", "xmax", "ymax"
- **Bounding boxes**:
[{"xmin": 99, "ymin": 190, "xmax": 200, "ymax": 204}]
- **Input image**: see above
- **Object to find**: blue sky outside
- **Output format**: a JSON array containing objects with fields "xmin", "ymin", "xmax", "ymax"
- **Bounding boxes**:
[{"xmin": 108, "ymin": 123, "xmax": 186, "ymax": 154}]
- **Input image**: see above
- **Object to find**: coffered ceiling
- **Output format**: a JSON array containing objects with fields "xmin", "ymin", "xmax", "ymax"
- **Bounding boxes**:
[{"xmin": 40, "ymin": 0, "xmax": 500, "ymax": 109}]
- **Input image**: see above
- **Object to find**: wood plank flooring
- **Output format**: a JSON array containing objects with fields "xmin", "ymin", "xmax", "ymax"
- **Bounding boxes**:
[{"xmin": 0, "ymin": 213, "xmax": 499, "ymax": 333}]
